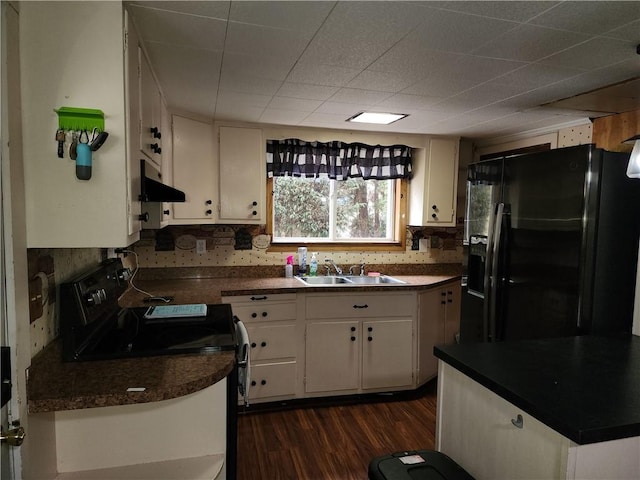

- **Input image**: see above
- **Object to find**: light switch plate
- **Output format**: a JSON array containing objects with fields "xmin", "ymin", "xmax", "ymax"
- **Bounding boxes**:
[{"xmin": 196, "ymin": 239, "xmax": 206, "ymax": 254}]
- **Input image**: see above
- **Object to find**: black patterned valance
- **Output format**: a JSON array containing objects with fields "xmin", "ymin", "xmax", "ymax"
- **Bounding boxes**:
[{"xmin": 266, "ymin": 139, "xmax": 412, "ymax": 180}]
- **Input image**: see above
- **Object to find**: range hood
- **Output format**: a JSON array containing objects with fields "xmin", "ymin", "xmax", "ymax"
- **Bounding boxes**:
[{"xmin": 139, "ymin": 159, "xmax": 185, "ymax": 203}]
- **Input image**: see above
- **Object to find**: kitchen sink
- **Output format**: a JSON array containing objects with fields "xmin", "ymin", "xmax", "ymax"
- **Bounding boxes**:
[
  {"xmin": 343, "ymin": 275, "xmax": 406, "ymax": 284},
  {"xmin": 296, "ymin": 276, "xmax": 352, "ymax": 285},
  {"xmin": 295, "ymin": 275, "xmax": 406, "ymax": 285}
]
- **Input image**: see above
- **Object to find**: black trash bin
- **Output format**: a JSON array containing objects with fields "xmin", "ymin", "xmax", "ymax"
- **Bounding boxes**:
[{"xmin": 368, "ymin": 450, "xmax": 474, "ymax": 480}]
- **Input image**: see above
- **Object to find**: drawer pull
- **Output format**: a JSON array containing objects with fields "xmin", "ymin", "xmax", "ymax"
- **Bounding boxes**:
[
  {"xmin": 352, "ymin": 304, "xmax": 368, "ymax": 309},
  {"xmin": 262, "ymin": 311, "xmax": 268, "ymax": 317},
  {"xmin": 251, "ymin": 342, "xmax": 257, "ymax": 348},
  {"xmin": 251, "ymin": 313, "xmax": 257, "ymax": 318},
  {"xmin": 368, "ymin": 336, "xmax": 373, "ymax": 342},
  {"xmin": 350, "ymin": 336, "xmax": 356, "ymax": 342},
  {"xmin": 261, "ymin": 341, "xmax": 267, "ymax": 347},
  {"xmin": 511, "ymin": 414, "xmax": 524, "ymax": 429},
  {"xmin": 350, "ymin": 326, "xmax": 356, "ymax": 332},
  {"xmin": 250, "ymin": 296, "xmax": 268, "ymax": 301},
  {"xmin": 261, "ymin": 380, "xmax": 267, "ymax": 386}
]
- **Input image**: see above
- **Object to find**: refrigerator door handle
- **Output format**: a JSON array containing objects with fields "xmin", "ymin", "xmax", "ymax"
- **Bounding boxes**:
[
  {"xmin": 488, "ymin": 203, "xmax": 505, "ymax": 342},
  {"xmin": 482, "ymin": 204, "xmax": 498, "ymax": 341}
]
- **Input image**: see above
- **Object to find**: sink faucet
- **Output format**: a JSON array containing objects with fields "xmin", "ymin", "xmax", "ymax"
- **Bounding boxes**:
[
  {"xmin": 324, "ymin": 258, "xmax": 342, "ymax": 275},
  {"xmin": 349, "ymin": 262, "xmax": 366, "ymax": 276}
]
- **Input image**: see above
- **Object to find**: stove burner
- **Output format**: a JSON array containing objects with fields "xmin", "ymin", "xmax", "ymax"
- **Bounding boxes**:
[{"xmin": 59, "ymin": 259, "xmax": 237, "ymax": 361}]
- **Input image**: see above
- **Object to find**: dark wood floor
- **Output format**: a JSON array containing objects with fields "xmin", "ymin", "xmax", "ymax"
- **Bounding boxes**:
[{"xmin": 237, "ymin": 383, "xmax": 438, "ymax": 480}]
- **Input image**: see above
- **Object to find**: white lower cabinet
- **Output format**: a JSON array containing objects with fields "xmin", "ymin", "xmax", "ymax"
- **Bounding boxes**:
[
  {"xmin": 436, "ymin": 362, "xmax": 640, "ymax": 480},
  {"xmin": 223, "ymin": 294, "xmax": 299, "ymax": 404},
  {"xmin": 418, "ymin": 280, "xmax": 461, "ymax": 384},
  {"xmin": 305, "ymin": 292, "xmax": 416, "ymax": 395}
]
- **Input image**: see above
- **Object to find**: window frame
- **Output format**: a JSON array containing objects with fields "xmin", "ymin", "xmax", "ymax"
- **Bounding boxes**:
[{"xmin": 266, "ymin": 177, "xmax": 408, "ymax": 252}]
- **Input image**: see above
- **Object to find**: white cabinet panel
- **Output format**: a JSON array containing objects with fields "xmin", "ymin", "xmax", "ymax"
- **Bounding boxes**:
[
  {"xmin": 172, "ymin": 115, "xmax": 216, "ymax": 222},
  {"xmin": 305, "ymin": 320, "xmax": 360, "ymax": 393},
  {"xmin": 249, "ymin": 362, "xmax": 297, "ymax": 400},
  {"xmin": 409, "ymin": 138, "xmax": 459, "ymax": 227},
  {"xmin": 437, "ymin": 362, "xmax": 569, "ymax": 480},
  {"xmin": 362, "ymin": 319, "xmax": 413, "ymax": 390},
  {"xmin": 218, "ymin": 126, "xmax": 264, "ymax": 223}
]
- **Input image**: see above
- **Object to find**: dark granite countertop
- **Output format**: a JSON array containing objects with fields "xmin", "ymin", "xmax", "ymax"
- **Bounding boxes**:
[
  {"xmin": 119, "ymin": 274, "xmax": 460, "ymax": 307},
  {"xmin": 435, "ymin": 335, "xmax": 640, "ymax": 445},
  {"xmin": 28, "ymin": 340, "xmax": 235, "ymax": 413}
]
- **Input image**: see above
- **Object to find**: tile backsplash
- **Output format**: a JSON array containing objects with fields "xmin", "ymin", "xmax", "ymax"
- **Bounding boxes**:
[
  {"xmin": 27, "ymin": 248, "xmax": 102, "ymax": 356},
  {"xmin": 130, "ymin": 224, "xmax": 464, "ymax": 270}
]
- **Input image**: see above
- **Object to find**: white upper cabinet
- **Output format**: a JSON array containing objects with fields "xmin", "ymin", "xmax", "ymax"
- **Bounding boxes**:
[
  {"xmin": 171, "ymin": 115, "xmax": 217, "ymax": 222},
  {"xmin": 139, "ymin": 49, "xmax": 163, "ymax": 167},
  {"xmin": 21, "ymin": 2, "xmax": 141, "ymax": 247},
  {"xmin": 217, "ymin": 126, "xmax": 265, "ymax": 224},
  {"xmin": 409, "ymin": 138, "xmax": 459, "ymax": 227}
]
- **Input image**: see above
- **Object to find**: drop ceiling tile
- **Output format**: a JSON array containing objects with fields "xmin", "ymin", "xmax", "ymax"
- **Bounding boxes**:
[
  {"xmin": 529, "ymin": 1, "xmax": 640, "ymax": 35},
  {"xmin": 267, "ymin": 97, "xmax": 323, "ymax": 112},
  {"xmin": 423, "ymin": 1, "xmax": 559, "ymax": 22},
  {"xmin": 347, "ymin": 70, "xmax": 419, "ymax": 93},
  {"xmin": 276, "ymin": 83, "xmax": 340, "ymax": 101},
  {"xmin": 228, "ymin": 1, "xmax": 335, "ymax": 31},
  {"xmin": 315, "ymin": 102, "xmax": 372, "ymax": 116},
  {"xmin": 472, "ymin": 24, "xmax": 589, "ymax": 62},
  {"xmin": 299, "ymin": 112, "xmax": 353, "ymax": 127},
  {"xmin": 368, "ymin": 43, "xmax": 458, "ymax": 79},
  {"xmin": 539, "ymin": 37, "xmax": 637, "ymax": 71},
  {"xmin": 129, "ymin": 5, "xmax": 226, "ymax": 51},
  {"xmin": 145, "ymin": 42, "xmax": 220, "ymax": 111},
  {"xmin": 221, "ymin": 52, "xmax": 295, "ymax": 82},
  {"xmin": 409, "ymin": 6, "xmax": 520, "ymax": 54},
  {"xmin": 286, "ymin": 62, "xmax": 361, "ymax": 87},
  {"xmin": 298, "ymin": 1, "xmax": 429, "ymax": 69},
  {"xmin": 329, "ymin": 88, "xmax": 393, "ymax": 106},
  {"xmin": 492, "ymin": 64, "xmax": 585, "ymax": 90},
  {"xmin": 215, "ymin": 104, "xmax": 264, "ymax": 123},
  {"xmin": 225, "ymin": 21, "xmax": 313, "ymax": 60},
  {"xmin": 219, "ymin": 73, "xmax": 282, "ymax": 96},
  {"xmin": 375, "ymin": 93, "xmax": 445, "ymax": 111},
  {"xmin": 402, "ymin": 76, "xmax": 481, "ymax": 98},
  {"xmin": 259, "ymin": 108, "xmax": 310, "ymax": 125},
  {"xmin": 603, "ymin": 19, "xmax": 640, "ymax": 41},
  {"xmin": 216, "ymin": 91, "xmax": 273, "ymax": 109},
  {"xmin": 127, "ymin": 1, "xmax": 230, "ymax": 19}
]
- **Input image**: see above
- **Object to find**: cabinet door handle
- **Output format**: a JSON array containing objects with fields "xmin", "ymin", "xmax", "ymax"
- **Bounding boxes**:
[
  {"xmin": 368, "ymin": 336, "xmax": 373, "ymax": 341},
  {"xmin": 251, "ymin": 313, "xmax": 257, "ymax": 318},
  {"xmin": 350, "ymin": 336, "xmax": 356, "ymax": 342},
  {"xmin": 352, "ymin": 304, "xmax": 368, "ymax": 309},
  {"xmin": 206, "ymin": 209, "xmax": 212, "ymax": 215},
  {"xmin": 511, "ymin": 414, "xmax": 524, "ymax": 429},
  {"xmin": 252, "ymin": 201, "xmax": 258, "ymax": 206},
  {"xmin": 261, "ymin": 311, "xmax": 268, "ymax": 317},
  {"xmin": 350, "ymin": 326, "xmax": 356, "ymax": 332},
  {"xmin": 251, "ymin": 342, "xmax": 256, "ymax": 348},
  {"xmin": 261, "ymin": 341, "xmax": 267, "ymax": 347},
  {"xmin": 261, "ymin": 380, "xmax": 266, "ymax": 386}
]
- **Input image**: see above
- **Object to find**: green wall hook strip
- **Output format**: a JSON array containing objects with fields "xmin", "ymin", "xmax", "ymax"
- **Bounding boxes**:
[{"xmin": 55, "ymin": 107, "xmax": 105, "ymax": 132}]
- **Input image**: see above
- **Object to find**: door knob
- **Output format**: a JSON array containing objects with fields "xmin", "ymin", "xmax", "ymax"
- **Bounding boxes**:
[{"xmin": 1, "ymin": 426, "xmax": 25, "ymax": 447}]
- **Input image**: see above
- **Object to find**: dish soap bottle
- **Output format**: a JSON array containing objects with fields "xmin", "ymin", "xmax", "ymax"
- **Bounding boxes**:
[
  {"xmin": 285, "ymin": 255, "xmax": 294, "ymax": 278},
  {"xmin": 309, "ymin": 252, "xmax": 318, "ymax": 276}
]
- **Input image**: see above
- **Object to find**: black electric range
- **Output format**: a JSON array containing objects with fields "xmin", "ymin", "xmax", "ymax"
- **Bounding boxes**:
[{"xmin": 59, "ymin": 259, "xmax": 237, "ymax": 362}]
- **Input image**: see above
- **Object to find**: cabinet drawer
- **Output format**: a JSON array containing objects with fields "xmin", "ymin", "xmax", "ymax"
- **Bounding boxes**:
[
  {"xmin": 306, "ymin": 293, "xmax": 415, "ymax": 319},
  {"xmin": 232, "ymin": 302, "xmax": 297, "ymax": 323},
  {"xmin": 223, "ymin": 293, "xmax": 296, "ymax": 304},
  {"xmin": 245, "ymin": 324, "xmax": 296, "ymax": 361},
  {"xmin": 248, "ymin": 361, "xmax": 296, "ymax": 400}
]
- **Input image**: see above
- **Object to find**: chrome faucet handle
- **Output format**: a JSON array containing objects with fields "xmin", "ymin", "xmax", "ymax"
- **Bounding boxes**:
[
  {"xmin": 360, "ymin": 262, "xmax": 366, "ymax": 276},
  {"xmin": 324, "ymin": 258, "xmax": 342, "ymax": 275},
  {"xmin": 349, "ymin": 265, "xmax": 358, "ymax": 275}
]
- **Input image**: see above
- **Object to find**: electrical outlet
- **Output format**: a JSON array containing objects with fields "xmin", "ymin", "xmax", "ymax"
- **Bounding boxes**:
[{"xmin": 196, "ymin": 239, "xmax": 206, "ymax": 254}]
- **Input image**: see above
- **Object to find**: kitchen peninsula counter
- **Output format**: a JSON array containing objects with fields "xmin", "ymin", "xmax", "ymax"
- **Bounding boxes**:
[
  {"xmin": 28, "ymin": 339, "xmax": 235, "ymax": 413},
  {"xmin": 435, "ymin": 335, "xmax": 640, "ymax": 445}
]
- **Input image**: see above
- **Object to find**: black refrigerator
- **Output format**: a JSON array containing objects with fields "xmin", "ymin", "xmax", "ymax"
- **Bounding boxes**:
[{"xmin": 460, "ymin": 144, "xmax": 640, "ymax": 343}]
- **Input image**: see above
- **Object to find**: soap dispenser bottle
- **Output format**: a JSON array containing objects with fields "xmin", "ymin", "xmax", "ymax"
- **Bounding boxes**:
[
  {"xmin": 309, "ymin": 252, "xmax": 318, "ymax": 276},
  {"xmin": 285, "ymin": 255, "xmax": 294, "ymax": 278}
]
